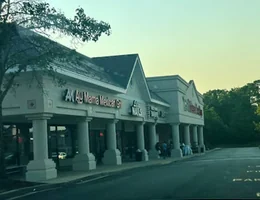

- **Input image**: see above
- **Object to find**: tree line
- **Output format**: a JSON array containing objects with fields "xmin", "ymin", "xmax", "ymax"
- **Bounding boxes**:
[{"xmin": 203, "ymin": 80, "xmax": 260, "ymax": 147}]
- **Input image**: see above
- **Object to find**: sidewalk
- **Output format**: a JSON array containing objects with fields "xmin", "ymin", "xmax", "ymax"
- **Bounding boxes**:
[
  {"xmin": 49, "ymin": 148, "xmax": 220, "ymax": 184},
  {"xmin": 41, "ymin": 154, "xmax": 196, "ymax": 184},
  {"xmin": 0, "ymin": 148, "xmax": 221, "ymax": 197}
]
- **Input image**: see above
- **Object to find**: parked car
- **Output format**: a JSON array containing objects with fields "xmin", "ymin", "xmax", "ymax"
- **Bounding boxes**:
[
  {"xmin": 4, "ymin": 153, "xmax": 16, "ymax": 165},
  {"xmin": 58, "ymin": 152, "xmax": 67, "ymax": 160},
  {"xmin": 52, "ymin": 152, "xmax": 67, "ymax": 160}
]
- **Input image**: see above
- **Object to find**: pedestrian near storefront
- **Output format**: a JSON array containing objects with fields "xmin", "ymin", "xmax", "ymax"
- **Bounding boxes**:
[
  {"xmin": 162, "ymin": 141, "xmax": 167, "ymax": 159},
  {"xmin": 167, "ymin": 141, "xmax": 173, "ymax": 157},
  {"xmin": 155, "ymin": 142, "xmax": 161, "ymax": 158}
]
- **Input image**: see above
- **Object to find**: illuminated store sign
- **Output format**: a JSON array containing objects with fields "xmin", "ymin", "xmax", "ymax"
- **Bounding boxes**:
[
  {"xmin": 158, "ymin": 110, "xmax": 166, "ymax": 118},
  {"xmin": 130, "ymin": 101, "xmax": 142, "ymax": 116},
  {"xmin": 183, "ymin": 97, "xmax": 202, "ymax": 116},
  {"xmin": 147, "ymin": 105, "xmax": 166, "ymax": 119},
  {"xmin": 64, "ymin": 89, "xmax": 122, "ymax": 109},
  {"xmin": 149, "ymin": 106, "xmax": 158, "ymax": 119}
]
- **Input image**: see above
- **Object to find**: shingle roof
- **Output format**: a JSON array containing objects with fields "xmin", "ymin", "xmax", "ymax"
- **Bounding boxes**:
[
  {"xmin": 92, "ymin": 54, "xmax": 138, "ymax": 89},
  {"xmin": 150, "ymin": 91, "xmax": 169, "ymax": 104},
  {"xmin": 6, "ymin": 25, "xmax": 121, "ymax": 88}
]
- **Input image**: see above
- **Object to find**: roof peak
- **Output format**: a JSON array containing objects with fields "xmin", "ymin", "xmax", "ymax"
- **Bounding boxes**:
[
  {"xmin": 92, "ymin": 53, "xmax": 138, "ymax": 59},
  {"xmin": 91, "ymin": 54, "xmax": 138, "ymax": 89}
]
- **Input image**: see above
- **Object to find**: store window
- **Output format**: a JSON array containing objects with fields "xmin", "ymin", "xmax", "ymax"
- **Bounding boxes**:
[
  {"xmin": 4, "ymin": 125, "xmax": 23, "ymax": 167},
  {"xmin": 49, "ymin": 126, "xmax": 73, "ymax": 164}
]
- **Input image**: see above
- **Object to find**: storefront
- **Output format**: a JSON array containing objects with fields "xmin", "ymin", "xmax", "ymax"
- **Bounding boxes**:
[
  {"xmin": 147, "ymin": 75, "xmax": 205, "ymax": 155},
  {"xmin": 3, "ymin": 52, "xmax": 205, "ymax": 182}
]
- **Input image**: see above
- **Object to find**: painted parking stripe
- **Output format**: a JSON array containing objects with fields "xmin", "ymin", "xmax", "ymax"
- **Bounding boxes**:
[
  {"xmin": 76, "ymin": 175, "xmax": 109, "ymax": 185},
  {"xmin": 6, "ymin": 187, "xmax": 61, "ymax": 200},
  {"xmin": 233, "ymin": 178, "xmax": 260, "ymax": 182},
  {"xmin": 247, "ymin": 170, "xmax": 260, "ymax": 173}
]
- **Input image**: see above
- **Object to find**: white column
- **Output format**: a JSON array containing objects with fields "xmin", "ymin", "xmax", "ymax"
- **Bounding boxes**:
[
  {"xmin": 32, "ymin": 119, "xmax": 48, "ymax": 160},
  {"xmin": 136, "ymin": 122, "xmax": 148, "ymax": 161},
  {"xmin": 106, "ymin": 121, "xmax": 117, "ymax": 150},
  {"xmin": 78, "ymin": 121, "xmax": 90, "ymax": 154},
  {"xmin": 198, "ymin": 126, "xmax": 206, "ymax": 152},
  {"xmin": 73, "ymin": 118, "xmax": 96, "ymax": 171},
  {"xmin": 103, "ymin": 120, "xmax": 122, "ymax": 165},
  {"xmin": 25, "ymin": 114, "xmax": 57, "ymax": 182},
  {"xmin": 184, "ymin": 124, "xmax": 191, "ymax": 146},
  {"xmin": 148, "ymin": 123, "xmax": 158, "ymax": 159},
  {"xmin": 171, "ymin": 123, "xmax": 182, "ymax": 157}
]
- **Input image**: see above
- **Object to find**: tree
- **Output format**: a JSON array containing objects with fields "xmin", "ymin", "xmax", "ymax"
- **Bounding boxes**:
[
  {"xmin": 0, "ymin": 0, "xmax": 111, "ymax": 177},
  {"xmin": 203, "ymin": 80, "xmax": 260, "ymax": 147},
  {"xmin": 203, "ymin": 105, "xmax": 228, "ymax": 146}
]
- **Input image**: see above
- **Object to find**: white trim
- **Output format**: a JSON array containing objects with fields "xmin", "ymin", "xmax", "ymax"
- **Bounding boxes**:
[
  {"xmin": 12, "ymin": 65, "xmax": 126, "ymax": 94},
  {"xmin": 127, "ymin": 56, "xmax": 170, "ymax": 108},
  {"xmin": 125, "ymin": 57, "xmax": 138, "ymax": 91},
  {"xmin": 147, "ymin": 75, "xmax": 187, "ymax": 86},
  {"xmin": 116, "ymin": 95, "xmax": 147, "ymax": 103},
  {"xmin": 186, "ymin": 81, "xmax": 204, "ymax": 105},
  {"xmin": 136, "ymin": 57, "xmax": 152, "ymax": 101},
  {"xmin": 147, "ymin": 75, "xmax": 203, "ymax": 97},
  {"xmin": 53, "ymin": 66, "xmax": 126, "ymax": 94},
  {"xmin": 149, "ymin": 88, "xmax": 186, "ymax": 94},
  {"xmin": 151, "ymin": 99, "xmax": 170, "ymax": 107}
]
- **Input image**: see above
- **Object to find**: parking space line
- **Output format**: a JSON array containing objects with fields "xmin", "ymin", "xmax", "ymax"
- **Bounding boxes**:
[
  {"xmin": 6, "ymin": 187, "xmax": 61, "ymax": 200},
  {"xmin": 76, "ymin": 175, "xmax": 109, "ymax": 185}
]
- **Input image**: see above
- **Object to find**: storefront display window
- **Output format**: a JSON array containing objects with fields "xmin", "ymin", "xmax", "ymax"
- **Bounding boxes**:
[
  {"xmin": 3, "ymin": 125, "xmax": 25, "ymax": 167},
  {"xmin": 49, "ymin": 126, "xmax": 73, "ymax": 166},
  {"xmin": 89, "ymin": 130, "xmax": 106, "ymax": 164}
]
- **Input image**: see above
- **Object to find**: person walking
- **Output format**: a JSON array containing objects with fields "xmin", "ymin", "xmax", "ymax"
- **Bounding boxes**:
[
  {"xmin": 167, "ymin": 141, "xmax": 173, "ymax": 157},
  {"xmin": 155, "ymin": 142, "xmax": 161, "ymax": 158},
  {"xmin": 162, "ymin": 141, "xmax": 167, "ymax": 159},
  {"xmin": 180, "ymin": 143, "xmax": 185, "ymax": 156}
]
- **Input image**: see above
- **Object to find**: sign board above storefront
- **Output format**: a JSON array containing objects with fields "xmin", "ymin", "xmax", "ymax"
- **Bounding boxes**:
[
  {"xmin": 147, "ymin": 105, "xmax": 166, "ymax": 119},
  {"xmin": 64, "ymin": 89, "xmax": 122, "ymax": 109},
  {"xmin": 182, "ymin": 97, "xmax": 203, "ymax": 116},
  {"xmin": 130, "ymin": 100, "xmax": 142, "ymax": 117}
]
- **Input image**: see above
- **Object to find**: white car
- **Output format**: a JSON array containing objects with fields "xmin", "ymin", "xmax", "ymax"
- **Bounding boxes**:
[
  {"xmin": 58, "ymin": 152, "xmax": 67, "ymax": 159},
  {"xmin": 52, "ymin": 152, "xmax": 67, "ymax": 159}
]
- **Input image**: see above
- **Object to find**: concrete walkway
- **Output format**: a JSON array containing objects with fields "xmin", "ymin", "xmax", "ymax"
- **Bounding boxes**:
[
  {"xmin": 0, "ymin": 149, "xmax": 221, "ymax": 199},
  {"xmin": 14, "ymin": 147, "xmax": 260, "ymax": 200},
  {"xmin": 11, "ymin": 149, "xmax": 220, "ymax": 186},
  {"xmin": 37, "ymin": 151, "xmax": 217, "ymax": 184}
]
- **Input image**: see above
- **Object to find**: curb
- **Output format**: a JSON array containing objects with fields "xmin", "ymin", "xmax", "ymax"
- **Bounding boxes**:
[
  {"xmin": 0, "ymin": 149, "xmax": 219, "ymax": 198},
  {"xmin": 206, "ymin": 148, "xmax": 221, "ymax": 153}
]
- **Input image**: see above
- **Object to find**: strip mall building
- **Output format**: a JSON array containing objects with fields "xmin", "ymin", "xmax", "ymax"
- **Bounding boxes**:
[{"xmin": 3, "ymin": 51, "xmax": 205, "ymax": 181}]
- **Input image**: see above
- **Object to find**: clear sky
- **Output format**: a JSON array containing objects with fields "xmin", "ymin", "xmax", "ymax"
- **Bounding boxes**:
[{"xmin": 48, "ymin": 0, "xmax": 260, "ymax": 93}]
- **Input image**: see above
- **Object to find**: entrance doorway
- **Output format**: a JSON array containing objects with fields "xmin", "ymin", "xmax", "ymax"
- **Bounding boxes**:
[
  {"xmin": 89, "ymin": 130, "xmax": 106, "ymax": 164},
  {"xmin": 48, "ymin": 125, "xmax": 74, "ymax": 170}
]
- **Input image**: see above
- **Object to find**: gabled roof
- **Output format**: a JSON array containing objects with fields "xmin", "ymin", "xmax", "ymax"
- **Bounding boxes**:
[
  {"xmin": 92, "ymin": 54, "xmax": 138, "ymax": 89},
  {"xmin": 6, "ymin": 24, "xmax": 123, "ymax": 92},
  {"xmin": 7, "ymin": 25, "xmax": 170, "ymax": 106},
  {"xmin": 150, "ymin": 91, "xmax": 169, "ymax": 104},
  {"xmin": 91, "ymin": 54, "xmax": 170, "ymax": 107},
  {"xmin": 130, "ymin": 57, "xmax": 170, "ymax": 107},
  {"xmin": 188, "ymin": 80, "xmax": 204, "ymax": 105}
]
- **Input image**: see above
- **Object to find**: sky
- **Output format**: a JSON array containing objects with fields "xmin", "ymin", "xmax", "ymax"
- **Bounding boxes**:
[{"xmin": 47, "ymin": 0, "xmax": 260, "ymax": 93}]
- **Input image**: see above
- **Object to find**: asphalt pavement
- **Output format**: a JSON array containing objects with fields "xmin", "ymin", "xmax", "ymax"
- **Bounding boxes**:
[{"xmin": 4, "ymin": 147, "xmax": 260, "ymax": 200}]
